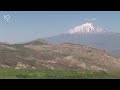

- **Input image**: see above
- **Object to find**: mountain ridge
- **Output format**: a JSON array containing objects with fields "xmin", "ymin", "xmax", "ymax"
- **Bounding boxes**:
[{"xmin": 45, "ymin": 23, "xmax": 120, "ymax": 57}]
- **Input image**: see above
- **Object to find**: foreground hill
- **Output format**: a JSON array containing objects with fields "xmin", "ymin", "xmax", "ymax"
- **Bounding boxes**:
[{"xmin": 0, "ymin": 39, "xmax": 120, "ymax": 72}]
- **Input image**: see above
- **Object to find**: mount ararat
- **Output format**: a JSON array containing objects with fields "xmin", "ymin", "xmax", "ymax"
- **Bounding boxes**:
[{"xmin": 45, "ymin": 23, "xmax": 120, "ymax": 57}]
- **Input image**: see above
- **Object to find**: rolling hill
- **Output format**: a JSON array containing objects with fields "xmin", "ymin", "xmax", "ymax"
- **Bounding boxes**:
[{"xmin": 0, "ymin": 39, "xmax": 119, "ymax": 72}]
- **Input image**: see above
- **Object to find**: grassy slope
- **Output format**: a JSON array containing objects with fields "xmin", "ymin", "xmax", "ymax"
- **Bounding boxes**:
[
  {"xmin": 0, "ymin": 69, "xmax": 120, "ymax": 79},
  {"xmin": 0, "ymin": 44, "xmax": 37, "ymax": 67},
  {"xmin": 23, "ymin": 40, "xmax": 48, "ymax": 46},
  {"xmin": 0, "ymin": 43, "xmax": 120, "ymax": 79}
]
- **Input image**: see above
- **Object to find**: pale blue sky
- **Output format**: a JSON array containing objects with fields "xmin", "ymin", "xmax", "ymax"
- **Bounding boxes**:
[{"xmin": 0, "ymin": 11, "xmax": 120, "ymax": 44}]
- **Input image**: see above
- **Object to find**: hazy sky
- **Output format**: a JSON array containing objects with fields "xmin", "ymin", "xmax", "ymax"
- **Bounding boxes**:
[{"xmin": 0, "ymin": 11, "xmax": 120, "ymax": 44}]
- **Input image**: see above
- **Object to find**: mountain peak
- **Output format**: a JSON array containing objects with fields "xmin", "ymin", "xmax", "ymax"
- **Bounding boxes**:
[{"xmin": 67, "ymin": 23, "xmax": 106, "ymax": 34}]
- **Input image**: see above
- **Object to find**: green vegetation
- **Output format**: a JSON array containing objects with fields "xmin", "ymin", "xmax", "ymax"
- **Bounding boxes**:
[
  {"xmin": 0, "ymin": 69, "xmax": 120, "ymax": 79},
  {"xmin": 33, "ymin": 42, "xmax": 47, "ymax": 45},
  {"xmin": 0, "ymin": 44, "xmax": 37, "ymax": 67},
  {"xmin": 0, "ymin": 42, "xmax": 120, "ymax": 79},
  {"xmin": 1, "ymin": 44, "xmax": 34, "ymax": 53},
  {"xmin": 39, "ymin": 51, "xmax": 71, "ymax": 59},
  {"xmin": 0, "ymin": 48, "xmax": 15, "ymax": 52},
  {"xmin": 29, "ymin": 41, "xmax": 48, "ymax": 46}
]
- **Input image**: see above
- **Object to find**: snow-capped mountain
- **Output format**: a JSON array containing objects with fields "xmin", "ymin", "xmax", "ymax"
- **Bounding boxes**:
[
  {"xmin": 45, "ymin": 23, "xmax": 120, "ymax": 57},
  {"xmin": 67, "ymin": 23, "xmax": 106, "ymax": 34}
]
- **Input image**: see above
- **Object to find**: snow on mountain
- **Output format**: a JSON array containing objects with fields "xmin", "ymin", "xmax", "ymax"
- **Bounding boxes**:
[
  {"xmin": 67, "ymin": 23, "xmax": 106, "ymax": 34},
  {"xmin": 45, "ymin": 23, "xmax": 120, "ymax": 57}
]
